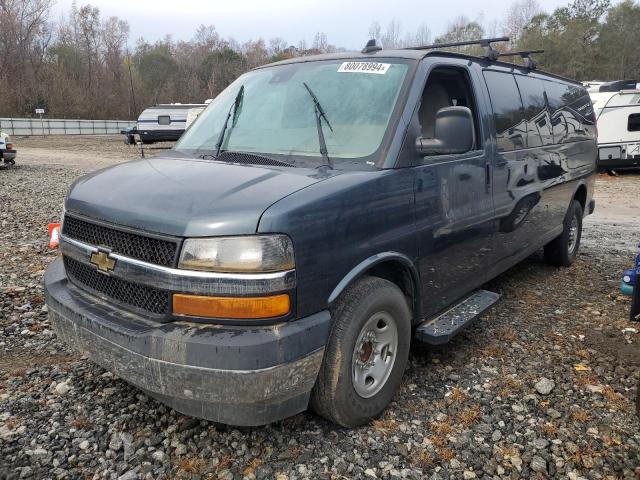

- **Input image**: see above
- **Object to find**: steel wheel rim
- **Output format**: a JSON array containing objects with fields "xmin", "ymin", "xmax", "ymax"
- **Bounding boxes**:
[
  {"xmin": 567, "ymin": 215, "xmax": 579, "ymax": 255},
  {"xmin": 351, "ymin": 311, "xmax": 398, "ymax": 398}
]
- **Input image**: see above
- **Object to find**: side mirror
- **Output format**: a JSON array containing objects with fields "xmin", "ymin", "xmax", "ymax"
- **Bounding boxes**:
[{"xmin": 416, "ymin": 106, "xmax": 475, "ymax": 156}]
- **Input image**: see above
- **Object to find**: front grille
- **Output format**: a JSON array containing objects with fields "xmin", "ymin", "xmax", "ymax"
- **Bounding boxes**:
[
  {"xmin": 62, "ymin": 215, "xmax": 178, "ymax": 267},
  {"xmin": 64, "ymin": 257, "xmax": 169, "ymax": 316}
]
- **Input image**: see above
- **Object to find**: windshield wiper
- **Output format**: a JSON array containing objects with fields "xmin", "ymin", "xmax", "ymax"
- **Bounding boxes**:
[
  {"xmin": 303, "ymin": 82, "xmax": 334, "ymax": 169},
  {"xmin": 214, "ymin": 85, "xmax": 244, "ymax": 157}
]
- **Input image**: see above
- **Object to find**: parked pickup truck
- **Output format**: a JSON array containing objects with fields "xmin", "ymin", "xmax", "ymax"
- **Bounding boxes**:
[
  {"xmin": 1, "ymin": 131, "xmax": 16, "ymax": 165},
  {"xmin": 45, "ymin": 38, "xmax": 597, "ymax": 427}
]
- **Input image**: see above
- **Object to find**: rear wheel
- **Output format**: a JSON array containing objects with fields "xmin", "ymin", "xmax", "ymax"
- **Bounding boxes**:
[
  {"xmin": 544, "ymin": 199, "xmax": 583, "ymax": 267},
  {"xmin": 310, "ymin": 276, "xmax": 411, "ymax": 427}
]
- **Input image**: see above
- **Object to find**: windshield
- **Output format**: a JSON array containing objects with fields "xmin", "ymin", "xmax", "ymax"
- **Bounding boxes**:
[{"xmin": 175, "ymin": 59, "xmax": 410, "ymax": 165}]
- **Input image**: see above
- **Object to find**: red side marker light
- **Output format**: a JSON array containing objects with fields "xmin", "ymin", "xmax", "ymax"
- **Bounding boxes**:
[{"xmin": 48, "ymin": 223, "xmax": 61, "ymax": 249}]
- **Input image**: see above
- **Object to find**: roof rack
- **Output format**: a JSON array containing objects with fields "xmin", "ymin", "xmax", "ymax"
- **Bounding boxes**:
[
  {"xmin": 408, "ymin": 36, "xmax": 509, "ymax": 61},
  {"xmin": 498, "ymin": 49, "xmax": 544, "ymax": 70}
]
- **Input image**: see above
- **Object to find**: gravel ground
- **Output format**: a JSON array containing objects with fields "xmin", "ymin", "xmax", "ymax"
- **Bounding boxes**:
[{"xmin": 1, "ymin": 136, "xmax": 639, "ymax": 480}]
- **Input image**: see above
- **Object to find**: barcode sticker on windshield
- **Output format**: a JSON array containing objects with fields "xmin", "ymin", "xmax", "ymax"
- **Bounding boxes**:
[{"xmin": 338, "ymin": 62, "xmax": 391, "ymax": 74}]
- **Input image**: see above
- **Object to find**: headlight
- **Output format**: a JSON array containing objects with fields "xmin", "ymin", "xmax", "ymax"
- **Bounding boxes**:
[{"xmin": 178, "ymin": 235, "xmax": 294, "ymax": 273}]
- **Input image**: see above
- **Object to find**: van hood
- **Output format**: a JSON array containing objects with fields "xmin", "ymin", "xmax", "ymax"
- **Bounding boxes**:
[{"xmin": 65, "ymin": 156, "xmax": 331, "ymax": 237}]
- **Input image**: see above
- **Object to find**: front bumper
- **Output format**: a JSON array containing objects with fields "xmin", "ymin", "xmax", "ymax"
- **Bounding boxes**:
[{"xmin": 44, "ymin": 258, "xmax": 331, "ymax": 426}]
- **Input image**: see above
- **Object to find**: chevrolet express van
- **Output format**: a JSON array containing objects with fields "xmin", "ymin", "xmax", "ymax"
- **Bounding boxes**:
[{"xmin": 45, "ymin": 39, "xmax": 597, "ymax": 427}]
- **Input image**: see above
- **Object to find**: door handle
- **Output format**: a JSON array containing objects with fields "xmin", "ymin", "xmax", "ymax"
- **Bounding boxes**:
[{"xmin": 485, "ymin": 163, "xmax": 491, "ymax": 193}]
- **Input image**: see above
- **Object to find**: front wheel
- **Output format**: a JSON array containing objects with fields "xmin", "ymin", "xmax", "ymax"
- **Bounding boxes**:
[
  {"xmin": 544, "ymin": 199, "xmax": 583, "ymax": 267},
  {"xmin": 310, "ymin": 276, "xmax": 411, "ymax": 427}
]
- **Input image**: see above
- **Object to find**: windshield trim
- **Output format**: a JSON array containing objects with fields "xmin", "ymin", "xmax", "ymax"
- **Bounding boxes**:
[{"xmin": 174, "ymin": 57, "xmax": 418, "ymax": 170}]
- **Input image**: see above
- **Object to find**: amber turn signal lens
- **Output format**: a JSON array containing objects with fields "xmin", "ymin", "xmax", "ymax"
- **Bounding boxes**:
[{"xmin": 172, "ymin": 293, "xmax": 290, "ymax": 319}]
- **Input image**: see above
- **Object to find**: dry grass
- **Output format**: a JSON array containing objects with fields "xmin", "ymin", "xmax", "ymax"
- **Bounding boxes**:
[
  {"xmin": 9, "ymin": 367, "xmax": 26, "ymax": 378},
  {"xmin": 446, "ymin": 387, "xmax": 466, "ymax": 404},
  {"xmin": 575, "ymin": 349, "xmax": 591, "ymax": 360},
  {"xmin": 495, "ymin": 327, "xmax": 518, "ymax": 343},
  {"xmin": 541, "ymin": 422, "xmax": 559, "ymax": 437},
  {"xmin": 430, "ymin": 435, "xmax": 448, "ymax": 448},
  {"xmin": 70, "ymin": 416, "xmax": 91, "ymax": 430},
  {"xmin": 436, "ymin": 447, "xmax": 456, "ymax": 462},
  {"xmin": 570, "ymin": 408, "xmax": 592, "ymax": 423},
  {"xmin": 242, "ymin": 458, "xmax": 264, "ymax": 477},
  {"xmin": 499, "ymin": 445, "xmax": 518, "ymax": 458},
  {"xmin": 570, "ymin": 444, "xmax": 605, "ymax": 468},
  {"xmin": 430, "ymin": 421, "xmax": 453, "ymax": 436},
  {"xmin": 372, "ymin": 418, "xmax": 398, "ymax": 435},
  {"xmin": 574, "ymin": 373, "xmax": 601, "ymax": 387},
  {"xmin": 417, "ymin": 450, "xmax": 435, "ymax": 468},
  {"xmin": 602, "ymin": 386, "xmax": 629, "ymax": 411},
  {"xmin": 275, "ymin": 447, "xmax": 300, "ymax": 461},
  {"xmin": 216, "ymin": 454, "xmax": 234, "ymax": 472},
  {"xmin": 459, "ymin": 404, "xmax": 482, "ymax": 426},
  {"xmin": 176, "ymin": 457, "xmax": 208, "ymax": 474},
  {"xmin": 4, "ymin": 418, "xmax": 19, "ymax": 430},
  {"xmin": 28, "ymin": 323, "xmax": 45, "ymax": 333},
  {"xmin": 478, "ymin": 344, "xmax": 505, "ymax": 358}
]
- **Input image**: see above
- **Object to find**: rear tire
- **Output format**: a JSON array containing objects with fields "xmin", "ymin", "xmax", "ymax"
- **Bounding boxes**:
[
  {"xmin": 544, "ymin": 200, "xmax": 583, "ymax": 267},
  {"xmin": 310, "ymin": 276, "xmax": 411, "ymax": 427}
]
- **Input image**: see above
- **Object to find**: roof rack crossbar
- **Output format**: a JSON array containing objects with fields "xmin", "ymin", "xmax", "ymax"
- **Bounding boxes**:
[
  {"xmin": 498, "ymin": 49, "xmax": 544, "ymax": 70},
  {"xmin": 408, "ymin": 36, "xmax": 509, "ymax": 61}
]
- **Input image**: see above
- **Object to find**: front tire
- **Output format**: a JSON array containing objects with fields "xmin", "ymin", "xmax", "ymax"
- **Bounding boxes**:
[
  {"xmin": 544, "ymin": 199, "xmax": 583, "ymax": 267},
  {"xmin": 310, "ymin": 276, "xmax": 411, "ymax": 427}
]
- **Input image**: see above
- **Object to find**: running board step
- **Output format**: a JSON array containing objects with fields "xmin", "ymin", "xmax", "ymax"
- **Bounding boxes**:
[{"xmin": 415, "ymin": 290, "xmax": 500, "ymax": 345}]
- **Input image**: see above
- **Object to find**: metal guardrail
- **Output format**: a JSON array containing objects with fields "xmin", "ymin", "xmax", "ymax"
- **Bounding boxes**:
[{"xmin": 0, "ymin": 118, "xmax": 136, "ymax": 136}]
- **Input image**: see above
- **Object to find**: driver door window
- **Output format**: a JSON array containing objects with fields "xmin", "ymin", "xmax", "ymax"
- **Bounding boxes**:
[{"xmin": 418, "ymin": 67, "xmax": 480, "ymax": 149}]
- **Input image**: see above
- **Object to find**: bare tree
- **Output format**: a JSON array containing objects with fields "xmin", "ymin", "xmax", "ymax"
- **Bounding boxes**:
[
  {"xmin": 503, "ymin": 0, "xmax": 542, "ymax": 46},
  {"xmin": 368, "ymin": 21, "xmax": 381, "ymax": 41},
  {"xmin": 381, "ymin": 19, "xmax": 402, "ymax": 49},
  {"xmin": 402, "ymin": 22, "xmax": 431, "ymax": 47},
  {"xmin": 312, "ymin": 31, "xmax": 328, "ymax": 52}
]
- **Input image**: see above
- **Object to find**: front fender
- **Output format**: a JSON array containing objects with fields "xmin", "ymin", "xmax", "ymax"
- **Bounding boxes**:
[{"xmin": 327, "ymin": 251, "xmax": 421, "ymax": 317}]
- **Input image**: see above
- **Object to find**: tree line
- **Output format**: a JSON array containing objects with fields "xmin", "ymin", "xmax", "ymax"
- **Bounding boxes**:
[{"xmin": 0, "ymin": 0, "xmax": 638, "ymax": 120}]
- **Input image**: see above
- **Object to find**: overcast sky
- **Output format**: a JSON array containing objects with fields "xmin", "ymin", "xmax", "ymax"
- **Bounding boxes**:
[{"xmin": 52, "ymin": 0, "xmax": 574, "ymax": 50}]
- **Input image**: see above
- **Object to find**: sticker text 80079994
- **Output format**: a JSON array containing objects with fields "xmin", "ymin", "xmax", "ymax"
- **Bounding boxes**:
[{"xmin": 337, "ymin": 62, "xmax": 391, "ymax": 75}]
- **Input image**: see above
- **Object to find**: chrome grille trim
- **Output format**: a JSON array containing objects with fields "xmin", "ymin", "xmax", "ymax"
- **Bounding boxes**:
[
  {"xmin": 60, "ymin": 235, "xmax": 296, "ymax": 296},
  {"xmin": 62, "ymin": 214, "xmax": 179, "ymax": 267}
]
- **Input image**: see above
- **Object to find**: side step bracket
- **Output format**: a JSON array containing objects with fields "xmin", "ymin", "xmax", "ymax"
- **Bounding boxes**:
[{"xmin": 415, "ymin": 290, "xmax": 500, "ymax": 345}]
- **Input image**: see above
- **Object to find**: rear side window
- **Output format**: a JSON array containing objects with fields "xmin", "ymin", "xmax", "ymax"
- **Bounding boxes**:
[
  {"xmin": 483, "ymin": 71, "xmax": 526, "ymax": 152},
  {"xmin": 515, "ymin": 75, "xmax": 553, "ymax": 147},
  {"xmin": 544, "ymin": 81, "xmax": 595, "ymax": 143},
  {"xmin": 158, "ymin": 115, "xmax": 171, "ymax": 125},
  {"xmin": 628, "ymin": 113, "xmax": 640, "ymax": 132}
]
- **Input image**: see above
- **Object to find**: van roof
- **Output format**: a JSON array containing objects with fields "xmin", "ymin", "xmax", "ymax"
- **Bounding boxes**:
[{"xmin": 258, "ymin": 49, "xmax": 582, "ymax": 87}]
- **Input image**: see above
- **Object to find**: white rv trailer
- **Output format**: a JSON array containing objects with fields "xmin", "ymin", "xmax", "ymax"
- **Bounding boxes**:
[
  {"xmin": 587, "ymin": 80, "xmax": 640, "ymax": 169},
  {"xmin": 136, "ymin": 103, "xmax": 207, "ymax": 143}
]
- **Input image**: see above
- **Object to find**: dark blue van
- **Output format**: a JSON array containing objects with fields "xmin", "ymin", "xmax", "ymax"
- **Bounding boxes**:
[{"xmin": 45, "ymin": 39, "xmax": 597, "ymax": 427}]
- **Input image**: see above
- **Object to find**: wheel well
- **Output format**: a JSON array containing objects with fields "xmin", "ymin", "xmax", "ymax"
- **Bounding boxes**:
[
  {"xmin": 574, "ymin": 184, "xmax": 587, "ymax": 212},
  {"xmin": 367, "ymin": 261, "xmax": 419, "ymax": 321}
]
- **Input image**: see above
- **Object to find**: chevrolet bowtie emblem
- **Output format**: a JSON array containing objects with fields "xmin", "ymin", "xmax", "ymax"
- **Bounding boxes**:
[{"xmin": 90, "ymin": 249, "xmax": 116, "ymax": 273}]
